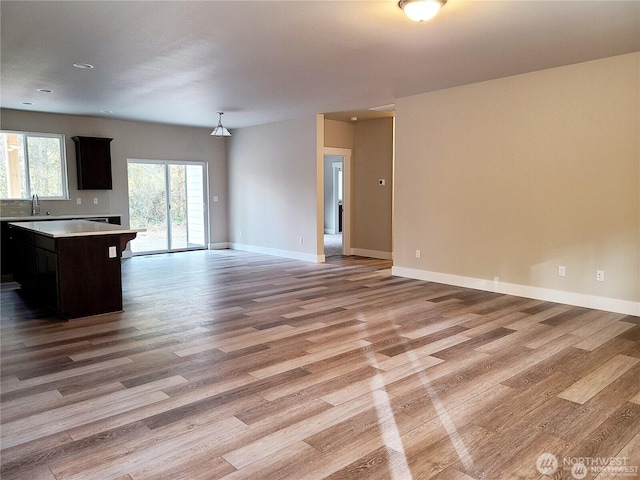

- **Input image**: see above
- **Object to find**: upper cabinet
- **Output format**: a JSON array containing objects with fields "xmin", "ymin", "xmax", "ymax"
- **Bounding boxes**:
[{"xmin": 72, "ymin": 136, "xmax": 113, "ymax": 190}]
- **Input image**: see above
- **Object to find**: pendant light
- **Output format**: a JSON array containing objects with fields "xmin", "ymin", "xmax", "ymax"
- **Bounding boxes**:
[
  {"xmin": 399, "ymin": 0, "xmax": 446, "ymax": 22},
  {"xmin": 210, "ymin": 112, "xmax": 231, "ymax": 137}
]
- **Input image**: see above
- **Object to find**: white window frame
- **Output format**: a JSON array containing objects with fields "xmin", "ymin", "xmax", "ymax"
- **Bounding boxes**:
[{"xmin": 0, "ymin": 130, "xmax": 69, "ymax": 200}]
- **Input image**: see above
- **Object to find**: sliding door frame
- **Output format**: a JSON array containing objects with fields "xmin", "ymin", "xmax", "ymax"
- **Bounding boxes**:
[{"xmin": 127, "ymin": 158, "xmax": 209, "ymax": 255}]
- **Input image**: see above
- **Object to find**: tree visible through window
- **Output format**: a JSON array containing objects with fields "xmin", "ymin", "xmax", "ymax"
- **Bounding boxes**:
[{"xmin": 0, "ymin": 131, "xmax": 68, "ymax": 199}]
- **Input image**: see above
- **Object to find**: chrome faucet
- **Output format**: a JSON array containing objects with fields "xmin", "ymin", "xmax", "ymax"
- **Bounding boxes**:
[{"xmin": 31, "ymin": 193, "xmax": 40, "ymax": 215}]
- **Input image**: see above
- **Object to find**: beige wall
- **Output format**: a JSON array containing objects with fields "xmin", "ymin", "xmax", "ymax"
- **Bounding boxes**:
[
  {"xmin": 394, "ymin": 53, "xmax": 639, "ymax": 313},
  {"xmin": 324, "ymin": 119, "xmax": 353, "ymax": 149},
  {"xmin": 0, "ymin": 109, "xmax": 228, "ymax": 244},
  {"xmin": 352, "ymin": 118, "xmax": 394, "ymax": 257},
  {"xmin": 227, "ymin": 115, "xmax": 321, "ymax": 261}
]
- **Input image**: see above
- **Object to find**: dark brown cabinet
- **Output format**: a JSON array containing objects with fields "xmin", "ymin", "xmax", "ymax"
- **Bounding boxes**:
[
  {"xmin": 10, "ymin": 223, "xmax": 136, "ymax": 319},
  {"xmin": 72, "ymin": 136, "xmax": 113, "ymax": 190}
]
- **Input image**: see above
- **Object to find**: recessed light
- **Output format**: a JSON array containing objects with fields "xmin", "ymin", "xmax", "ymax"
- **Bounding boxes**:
[
  {"xmin": 101, "ymin": 110, "xmax": 113, "ymax": 114},
  {"xmin": 37, "ymin": 89, "xmax": 52, "ymax": 93},
  {"xmin": 21, "ymin": 102, "xmax": 33, "ymax": 105},
  {"xmin": 73, "ymin": 63, "xmax": 94, "ymax": 69},
  {"xmin": 350, "ymin": 117, "xmax": 358, "ymax": 121}
]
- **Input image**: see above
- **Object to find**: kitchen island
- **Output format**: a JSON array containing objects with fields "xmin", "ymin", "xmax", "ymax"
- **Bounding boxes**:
[
  {"xmin": 9, "ymin": 220, "xmax": 137, "ymax": 319},
  {"xmin": 1, "ymin": 214, "xmax": 122, "ymax": 278}
]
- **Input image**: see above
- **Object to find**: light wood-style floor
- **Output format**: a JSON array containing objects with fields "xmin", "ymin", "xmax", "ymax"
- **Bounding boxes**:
[{"xmin": 1, "ymin": 250, "xmax": 639, "ymax": 480}]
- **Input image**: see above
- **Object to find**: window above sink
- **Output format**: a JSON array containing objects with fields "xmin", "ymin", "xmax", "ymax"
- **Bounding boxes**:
[{"xmin": 0, "ymin": 130, "xmax": 69, "ymax": 200}]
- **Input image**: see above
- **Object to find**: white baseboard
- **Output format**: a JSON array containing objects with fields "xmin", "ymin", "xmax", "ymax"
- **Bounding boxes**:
[
  {"xmin": 229, "ymin": 243, "xmax": 324, "ymax": 263},
  {"xmin": 351, "ymin": 248, "xmax": 393, "ymax": 260},
  {"xmin": 226, "ymin": 243, "xmax": 391, "ymax": 263},
  {"xmin": 391, "ymin": 266, "xmax": 640, "ymax": 316},
  {"xmin": 209, "ymin": 242, "xmax": 230, "ymax": 250}
]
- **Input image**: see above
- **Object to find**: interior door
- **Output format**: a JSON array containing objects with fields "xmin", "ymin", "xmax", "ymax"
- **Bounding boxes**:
[
  {"xmin": 333, "ymin": 162, "xmax": 343, "ymax": 233},
  {"xmin": 128, "ymin": 160, "xmax": 208, "ymax": 254}
]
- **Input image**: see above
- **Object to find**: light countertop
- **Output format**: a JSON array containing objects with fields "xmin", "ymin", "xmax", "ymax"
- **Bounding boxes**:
[
  {"xmin": 1, "ymin": 214, "xmax": 120, "ymax": 222},
  {"xmin": 9, "ymin": 220, "xmax": 136, "ymax": 238}
]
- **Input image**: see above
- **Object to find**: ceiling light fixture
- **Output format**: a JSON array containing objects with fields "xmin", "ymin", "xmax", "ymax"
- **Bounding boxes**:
[
  {"xmin": 398, "ymin": 0, "xmax": 446, "ymax": 22},
  {"xmin": 369, "ymin": 103, "xmax": 396, "ymax": 112},
  {"xmin": 210, "ymin": 112, "xmax": 231, "ymax": 137},
  {"xmin": 73, "ymin": 63, "xmax": 94, "ymax": 69}
]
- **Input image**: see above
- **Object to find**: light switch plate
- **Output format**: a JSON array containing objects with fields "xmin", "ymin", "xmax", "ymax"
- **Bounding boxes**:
[{"xmin": 108, "ymin": 246, "xmax": 117, "ymax": 258}]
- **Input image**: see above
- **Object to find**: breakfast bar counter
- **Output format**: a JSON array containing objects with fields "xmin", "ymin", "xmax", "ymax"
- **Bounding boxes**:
[{"xmin": 9, "ymin": 220, "xmax": 137, "ymax": 319}]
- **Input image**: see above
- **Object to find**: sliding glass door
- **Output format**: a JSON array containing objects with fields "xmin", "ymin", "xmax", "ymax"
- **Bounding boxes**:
[{"xmin": 127, "ymin": 159, "xmax": 208, "ymax": 254}]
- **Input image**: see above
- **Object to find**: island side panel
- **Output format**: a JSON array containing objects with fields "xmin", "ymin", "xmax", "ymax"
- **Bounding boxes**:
[
  {"xmin": 55, "ymin": 235, "xmax": 124, "ymax": 318},
  {"xmin": 10, "ymin": 226, "xmax": 38, "ymax": 291}
]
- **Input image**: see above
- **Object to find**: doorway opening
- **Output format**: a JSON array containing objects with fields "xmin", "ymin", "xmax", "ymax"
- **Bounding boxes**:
[
  {"xmin": 127, "ymin": 159, "xmax": 208, "ymax": 255},
  {"xmin": 323, "ymin": 148, "xmax": 351, "ymax": 258}
]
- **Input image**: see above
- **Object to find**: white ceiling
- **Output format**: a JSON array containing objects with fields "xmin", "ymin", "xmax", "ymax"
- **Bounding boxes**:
[{"xmin": 1, "ymin": 1, "xmax": 638, "ymax": 130}]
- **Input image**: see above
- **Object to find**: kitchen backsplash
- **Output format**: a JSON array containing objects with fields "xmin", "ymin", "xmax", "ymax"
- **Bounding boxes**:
[
  {"xmin": 0, "ymin": 200, "xmax": 31, "ymax": 217},
  {"xmin": 1, "ymin": 197, "xmax": 115, "ymax": 218}
]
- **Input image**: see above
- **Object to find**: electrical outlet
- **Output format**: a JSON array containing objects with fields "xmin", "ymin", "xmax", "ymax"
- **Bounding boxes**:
[
  {"xmin": 299, "ymin": 237, "xmax": 304, "ymax": 245},
  {"xmin": 596, "ymin": 270, "xmax": 605, "ymax": 282},
  {"xmin": 76, "ymin": 198, "xmax": 81, "ymax": 205},
  {"xmin": 108, "ymin": 246, "xmax": 117, "ymax": 258},
  {"xmin": 93, "ymin": 198, "xmax": 98, "ymax": 204},
  {"xmin": 558, "ymin": 265, "xmax": 566, "ymax": 277},
  {"xmin": 415, "ymin": 249, "xmax": 421, "ymax": 259}
]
